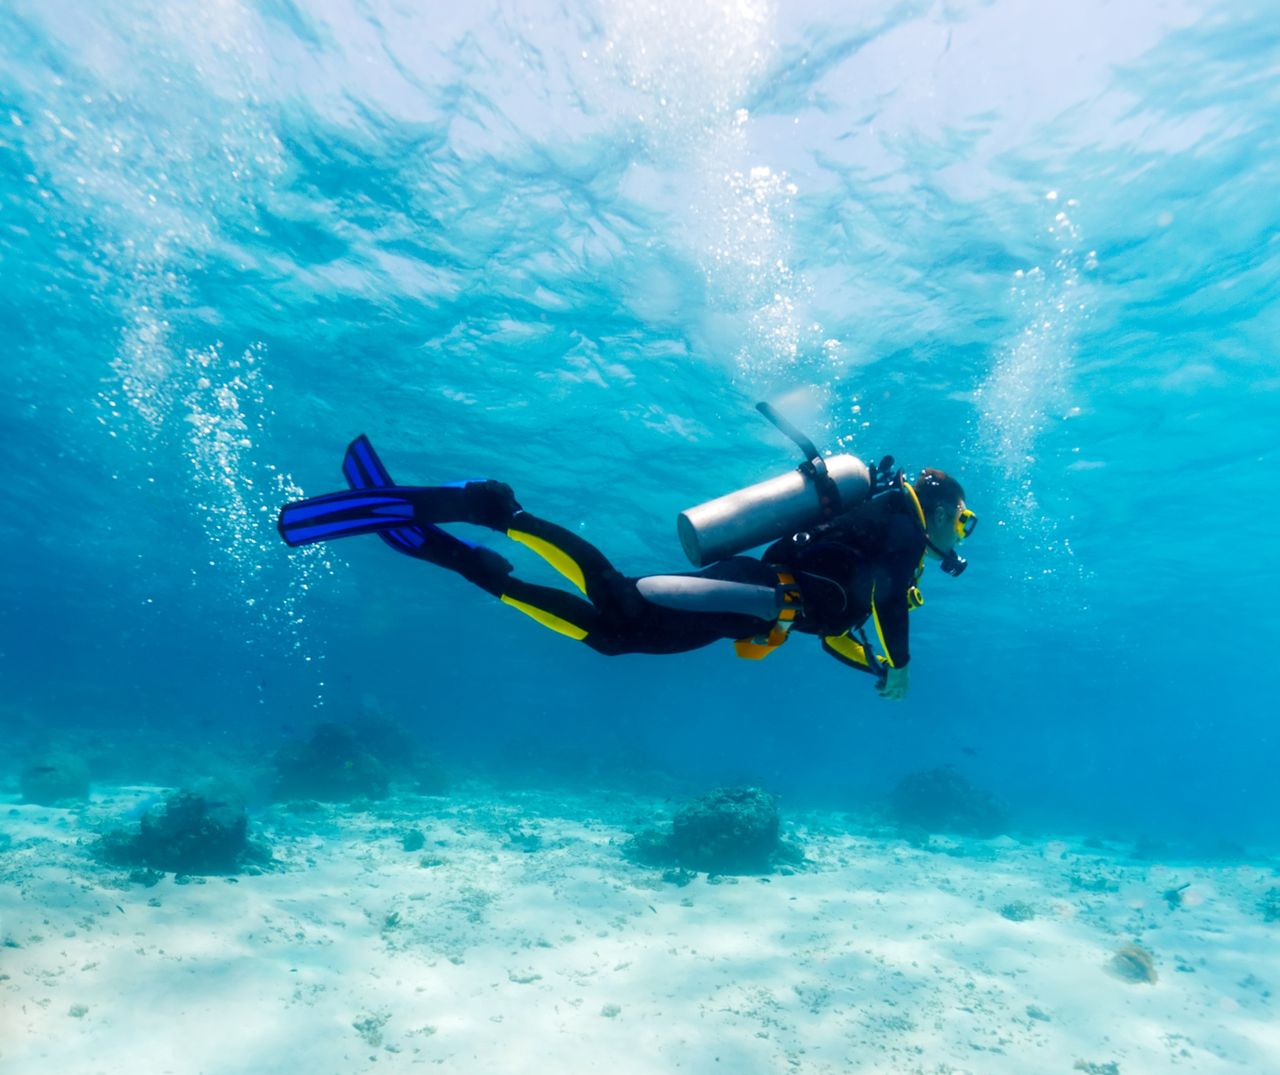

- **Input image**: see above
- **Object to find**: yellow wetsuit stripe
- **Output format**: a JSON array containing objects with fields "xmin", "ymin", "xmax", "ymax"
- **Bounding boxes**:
[
  {"xmin": 506, "ymin": 529, "xmax": 588, "ymax": 595},
  {"xmin": 870, "ymin": 581, "xmax": 896, "ymax": 668},
  {"xmin": 500, "ymin": 595, "xmax": 589, "ymax": 640}
]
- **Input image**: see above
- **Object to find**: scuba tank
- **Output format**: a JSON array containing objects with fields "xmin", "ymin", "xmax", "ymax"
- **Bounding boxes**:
[{"xmin": 677, "ymin": 403, "xmax": 872, "ymax": 567}]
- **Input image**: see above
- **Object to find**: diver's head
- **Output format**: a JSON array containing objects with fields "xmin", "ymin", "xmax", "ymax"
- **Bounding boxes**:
[{"xmin": 914, "ymin": 468, "xmax": 975, "ymax": 565}]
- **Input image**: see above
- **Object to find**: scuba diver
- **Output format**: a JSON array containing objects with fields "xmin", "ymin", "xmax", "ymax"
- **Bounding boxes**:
[{"xmin": 276, "ymin": 404, "xmax": 976, "ymax": 701}]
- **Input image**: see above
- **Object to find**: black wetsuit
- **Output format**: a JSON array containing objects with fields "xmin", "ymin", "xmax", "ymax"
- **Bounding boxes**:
[
  {"xmin": 459, "ymin": 510, "xmax": 779, "ymax": 657},
  {"xmin": 277, "ymin": 457, "xmax": 925, "ymax": 671},
  {"xmin": 424, "ymin": 483, "xmax": 927, "ymax": 668}
]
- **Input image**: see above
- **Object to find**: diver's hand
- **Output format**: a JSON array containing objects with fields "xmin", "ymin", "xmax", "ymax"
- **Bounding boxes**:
[{"xmin": 878, "ymin": 665, "xmax": 909, "ymax": 701}]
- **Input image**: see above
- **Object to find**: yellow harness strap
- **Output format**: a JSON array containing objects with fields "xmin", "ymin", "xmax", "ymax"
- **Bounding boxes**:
[{"xmin": 734, "ymin": 572, "xmax": 801, "ymax": 660}]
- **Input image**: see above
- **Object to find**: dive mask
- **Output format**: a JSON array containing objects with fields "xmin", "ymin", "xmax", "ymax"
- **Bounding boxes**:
[{"xmin": 935, "ymin": 507, "xmax": 976, "ymax": 576}]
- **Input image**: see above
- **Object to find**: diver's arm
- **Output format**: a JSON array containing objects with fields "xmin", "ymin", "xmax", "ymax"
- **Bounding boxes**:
[
  {"xmin": 868, "ymin": 549, "xmax": 917, "ymax": 699},
  {"xmin": 869, "ymin": 516, "xmax": 925, "ymax": 684},
  {"xmin": 868, "ymin": 577, "xmax": 911, "ymax": 671}
]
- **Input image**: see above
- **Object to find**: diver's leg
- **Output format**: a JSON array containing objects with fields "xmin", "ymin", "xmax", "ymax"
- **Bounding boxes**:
[
  {"xmin": 389, "ymin": 525, "xmax": 515, "ymax": 589},
  {"xmin": 460, "ymin": 511, "xmax": 630, "ymax": 647},
  {"xmin": 282, "ymin": 454, "xmax": 633, "ymax": 646},
  {"xmin": 399, "ymin": 483, "xmax": 626, "ymax": 605},
  {"xmin": 483, "ymin": 518, "xmax": 784, "ymax": 653},
  {"xmin": 498, "ymin": 513, "xmax": 622, "ymax": 603},
  {"xmin": 405, "ymin": 481, "xmax": 524, "ymax": 531},
  {"xmin": 414, "ymin": 504, "xmax": 642, "ymax": 650},
  {"xmin": 493, "ymin": 539, "xmax": 785, "ymax": 657},
  {"xmin": 403, "ymin": 483, "xmax": 624, "ymax": 602},
  {"xmin": 492, "ymin": 575, "xmax": 604, "ymax": 642}
]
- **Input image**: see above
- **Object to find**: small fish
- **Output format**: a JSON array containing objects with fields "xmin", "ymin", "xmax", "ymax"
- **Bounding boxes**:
[{"xmin": 960, "ymin": 747, "xmax": 978, "ymax": 757}]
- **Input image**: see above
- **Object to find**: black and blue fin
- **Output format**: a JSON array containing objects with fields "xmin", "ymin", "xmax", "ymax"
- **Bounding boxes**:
[
  {"xmin": 343, "ymin": 434, "xmax": 449, "ymax": 558},
  {"xmin": 277, "ymin": 488, "xmax": 418, "ymax": 547},
  {"xmin": 335, "ymin": 435, "xmax": 513, "ymax": 586},
  {"xmin": 343, "ymin": 434, "xmax": 394, "ymax": 490}
]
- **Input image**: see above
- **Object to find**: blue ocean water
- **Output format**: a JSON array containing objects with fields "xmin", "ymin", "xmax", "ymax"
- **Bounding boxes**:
[{"xmin": 2, "ymin": 0, "xmax": 1277, "ymax": 850}]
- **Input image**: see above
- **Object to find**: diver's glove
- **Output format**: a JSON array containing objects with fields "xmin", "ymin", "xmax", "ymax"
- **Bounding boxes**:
[{"xmin": 878, "ymin": 665, "xmax": 909, "ymax": 702}]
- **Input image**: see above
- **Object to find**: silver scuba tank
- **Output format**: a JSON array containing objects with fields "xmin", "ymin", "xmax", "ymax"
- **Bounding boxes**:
[
  {"xmin": 677, "ymin": 454, "xmax": 870, "ymax": 566},
  {"xmin": 677, "ymin": 404, "xmax": 872, "ymax": 567}
]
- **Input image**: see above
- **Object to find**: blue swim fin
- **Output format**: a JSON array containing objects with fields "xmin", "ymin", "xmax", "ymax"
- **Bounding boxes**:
[
  {"xmin": 343, "ymin": 433, "xmax": 395, "ymax": 490},
  {"xmin": 331, "ymin": 435, "xmax": 514, "ymax": 586},
  {"xmin": 343, "ymin": 434, "xmax": 430, "ymax": 556},
  {"xmin": 341, "ymin": 434, "xmax": 471, "ymax": 559},
  {"xmin": 276, "ymin": 487, "xmax": 419, "ymax": 547}
]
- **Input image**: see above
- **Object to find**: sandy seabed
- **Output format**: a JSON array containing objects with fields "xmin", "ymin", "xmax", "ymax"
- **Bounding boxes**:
[{"xmin": 1, "ymin": 785, "xmax": 1277, "ymax": 1075}]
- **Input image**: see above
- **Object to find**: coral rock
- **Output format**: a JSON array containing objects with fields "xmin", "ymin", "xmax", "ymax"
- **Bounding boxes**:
[
  {"xmin": 273, "ymin": 723, "xmax": 391, "ymax": 802},
  {"xmin": 99, "ymin": 791, "xmax": 263, "ymax": 875},
  {"xmin": 888, "ymin": 767, "xmax": 1008, "ymax": 837},
  {"xmin": 670, "ymin": 786, "xmax": 781, "ymax": 874}
]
